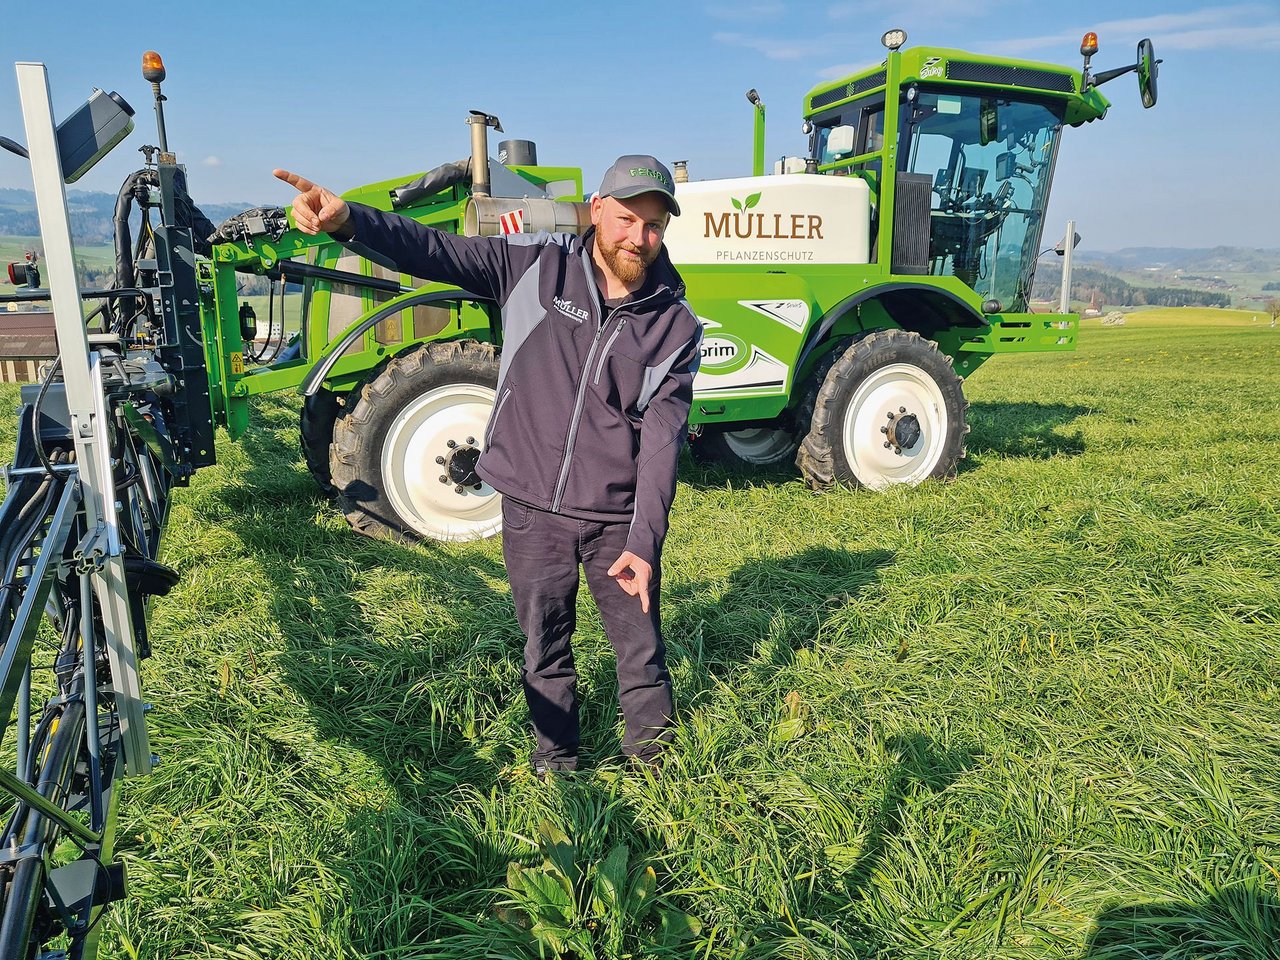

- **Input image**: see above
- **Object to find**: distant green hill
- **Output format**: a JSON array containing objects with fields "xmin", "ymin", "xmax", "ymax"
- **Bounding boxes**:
[
  {"xmin": 0, "ymin": 187, "xmax": 255, "ymax": 246},
  {"xmin": 1033, "ymin": 265, "xmax": 1233, "ymax": 309},
  {"xmin": 1064, "ymin": 246, "xmax": 1280, "ymax": 307},
  {"xmin": 1075, "ymin": 246, "xmax": 1280, "ymax": 274}
]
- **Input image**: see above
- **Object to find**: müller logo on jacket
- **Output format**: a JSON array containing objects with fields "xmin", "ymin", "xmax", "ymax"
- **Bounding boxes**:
[
  {"xmin": 703, "ymin": 191, "xmax": 825, "ymax": 241},
  {"xmin": 553, "ymin": 295, "xmax": 589, "ymax": 323}
]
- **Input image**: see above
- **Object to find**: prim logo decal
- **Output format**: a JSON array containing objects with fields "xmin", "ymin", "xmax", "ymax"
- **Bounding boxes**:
[
  {"xmin": 700, "ymin": 335, "xmax": 746, "ymax": 369},
  {"xmin": 920, "ymin": 57, "xmax": 944, "ymax": 80}
]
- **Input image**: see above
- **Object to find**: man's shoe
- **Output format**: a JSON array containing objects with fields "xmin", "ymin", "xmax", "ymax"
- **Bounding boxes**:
[
  {"xmin": 626, "ymin": 752, "xmax": 666, "ymax": 777},
  {"xmin": 533, "ymin": 758, "xmax": 578, "ymax": 779}
]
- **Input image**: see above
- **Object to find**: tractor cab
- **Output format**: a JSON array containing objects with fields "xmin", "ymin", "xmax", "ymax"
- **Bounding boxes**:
[{"xmin": 803, "ymin": 31, "xmax": 1155, "ymax": 313}]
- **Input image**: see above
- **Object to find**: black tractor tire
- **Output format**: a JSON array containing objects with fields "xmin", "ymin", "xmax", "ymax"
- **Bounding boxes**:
[
  {"xmin": 330, "ymin": 340, "xmax": 502, "ymax": 542},
  {"xmin": 300, "ymin": 388, "xmax": 342, "ymax": 497},
  {"xmin": 691, "ymin": 420, "xmax": 800, "ymax": 469},
  {"xmin": 796, "ymin": 329, "xmax": 968, "ymax": 490}
]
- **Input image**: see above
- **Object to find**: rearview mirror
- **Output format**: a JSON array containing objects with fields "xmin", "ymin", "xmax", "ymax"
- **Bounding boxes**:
[
  {"xmin": 1054, "ymin": 230, "xmax": 1082, "ymax": 255},
  {"xmin": 979, "ymin": 98, "xmax": 998, "ymax": 146},
  {"xmin": 1137, "ymin": 38, "xmax": 1158, "ymax": 108}
]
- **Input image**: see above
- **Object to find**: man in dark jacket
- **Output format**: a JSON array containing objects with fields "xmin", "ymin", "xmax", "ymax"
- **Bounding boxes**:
[{"xmin": 275, "ymin": 157, "xmax": 701, "ymax": 773}]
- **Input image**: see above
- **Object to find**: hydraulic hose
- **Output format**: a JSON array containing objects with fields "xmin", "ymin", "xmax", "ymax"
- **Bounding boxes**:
[
  {"xmin": 0, "ymin": 698, "xmax": 87, "ymax": 959},
  {"xmin": 0, "ymin": 457, "xmax": 64, "ymax": 639},
  {"xmin": 390, "ymin": 158, "xmax": 471, "ymax": 209}
]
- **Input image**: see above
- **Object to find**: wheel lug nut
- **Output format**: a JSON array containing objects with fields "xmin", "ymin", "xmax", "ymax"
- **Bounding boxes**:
[
  {"xmin": 439, "ymin": 475, "xmax": 448, "ymax": 484},
  {"xmin": 435, "ymin": 455, "xmax": 445, "ymax": 465},
  {"xmin": 465, "ymin": 436, "xmax": 475, "ymax": 445},
  {"xmin": 880, "ymin": 426, "xmax": 888, "ymax": 434},
  {"xmin": 446, "ymin": 439, "xmax": 457, "ymax": 448},
  {"xmin": 454, "ymin": 484, "xmax": 465, "ymax": 494},
  {"xmin": 899, "ymin": 406, "xmax": 906, "ymax": 413},
  {"xmin": 883, "ymin": 441, "xmax": 891, "ymax": 448},
  {"xmin": 887, "ymin": 412, "xmax": 894, "ymax": 419}
]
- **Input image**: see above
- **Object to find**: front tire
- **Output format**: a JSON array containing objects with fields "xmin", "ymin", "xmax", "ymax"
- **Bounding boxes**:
[
  {"xmin": 300, "ymin": 388, "xmax": 342, "ymax": 497},
  {"xmin": 796, "ymin": 329, "xmax": 968, "ymax": 490},
  {"xmin": 330, "ymin": 340, "xmax": 502, "ymax": 542}
]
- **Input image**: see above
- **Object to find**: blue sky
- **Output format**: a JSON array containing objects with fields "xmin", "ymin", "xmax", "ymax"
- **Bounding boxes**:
[{"xmin": 3, "ymin": 0, "xmax": 1278, "ymax": 250}]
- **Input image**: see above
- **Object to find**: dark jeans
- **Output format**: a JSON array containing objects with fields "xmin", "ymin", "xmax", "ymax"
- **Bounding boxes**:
[{"xmin": 501, "ymin": 497, "xmax": 674, "ymax": 767}]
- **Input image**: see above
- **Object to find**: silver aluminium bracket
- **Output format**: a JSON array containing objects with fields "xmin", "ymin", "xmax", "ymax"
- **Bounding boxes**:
[{"xmin": 15, "ymin": 62, "xmax": 152, "ymax": 776}]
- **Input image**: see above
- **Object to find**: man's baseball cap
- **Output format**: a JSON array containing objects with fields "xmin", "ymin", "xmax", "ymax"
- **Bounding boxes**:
[{"xmin": 597, "ymin": 155, "xmax": 681, "ymax": 217}]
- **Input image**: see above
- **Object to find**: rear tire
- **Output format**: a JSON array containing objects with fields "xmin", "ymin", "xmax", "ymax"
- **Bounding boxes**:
[
  {"xmin": 330, "ymin": 341, "xmax": 502, "ymax": 542},
  {"xmin": 691, "ymin": 421, "xmax": 799, "ymax": 468},
  {"xmin": 796, "ymin": 329, "xmax": 968, "ymax": 490}
]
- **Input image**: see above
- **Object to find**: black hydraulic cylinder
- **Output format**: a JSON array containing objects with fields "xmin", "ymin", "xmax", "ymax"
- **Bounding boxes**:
[{"xmin": 273, "ymin": 258, "xmax": 405, "ymax": 294}]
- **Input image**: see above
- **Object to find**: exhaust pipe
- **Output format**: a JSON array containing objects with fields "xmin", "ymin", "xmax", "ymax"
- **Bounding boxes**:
[{"xmin": 466, "ymin": 111, "xmax": 502, "ymax": 198}]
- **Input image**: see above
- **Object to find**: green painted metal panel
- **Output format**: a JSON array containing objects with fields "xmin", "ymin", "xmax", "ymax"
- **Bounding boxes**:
[{"xmin": 805, "ymin": 44, "xmax": 1111, "ymax": 126}]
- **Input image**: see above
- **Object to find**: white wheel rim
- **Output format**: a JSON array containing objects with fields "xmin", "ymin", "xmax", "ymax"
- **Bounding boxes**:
[
  {"xmin": 381, "ymin": 383, "xmax": 502, "ymax": 541},
  {"xmin": 842, "ymin": 362, "xmax": 949, "ymax": 490},
  {"xmin": 723, "ymin": 426, "xmax": 795, "ymax": 463}
]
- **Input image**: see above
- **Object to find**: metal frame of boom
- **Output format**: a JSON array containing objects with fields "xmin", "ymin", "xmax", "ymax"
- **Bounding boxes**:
[{"xmin": 0, "ymin": 61, "xmax": 177, "ymax": 959}]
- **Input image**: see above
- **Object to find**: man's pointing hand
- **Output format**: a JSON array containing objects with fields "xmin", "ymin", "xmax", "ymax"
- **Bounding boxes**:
[
  {"xmin": 607, "ymin": 551, "xmax": 653, "ymax": 615},
  {"xmin": 273, "ymin": 169, "xmax": 350, "ymax": 237}
]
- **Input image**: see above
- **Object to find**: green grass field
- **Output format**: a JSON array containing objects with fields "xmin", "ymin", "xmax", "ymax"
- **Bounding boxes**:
[
  {"xmin": 0, "ymin": 235, "xmax": 115, "ymax": 276},
  {"xmin": 1, "ymin": 308, "xmax": 1277, "ymax": 958}
]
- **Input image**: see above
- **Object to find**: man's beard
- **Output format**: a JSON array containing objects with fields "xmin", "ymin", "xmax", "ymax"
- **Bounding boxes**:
[{"xmin": 598, "ymin": 233, "xmax": 658, "ymax": 286}]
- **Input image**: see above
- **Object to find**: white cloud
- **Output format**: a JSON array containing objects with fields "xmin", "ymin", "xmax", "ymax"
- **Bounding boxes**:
[
  {"xmin": 986, "ymin": 4, "xmax": 1280, "ymax": 56},
  {"xmin": 713, "ymin": 31, "xmax": 837, "ymax": 60},
  {"xmin": 1143, "ymin": 23, "xmax": 1280, "ymax": 51},
  {"xmin": 818, "ymin": 62, "xmax": 859, "ymax": 80},
  {"xmin": 828, "ymin": 0, "xmax": 1013, "ymax": 22},
  {"xmin": 201, "ymin": 156, "xmax": 223, "ymax": 167}
]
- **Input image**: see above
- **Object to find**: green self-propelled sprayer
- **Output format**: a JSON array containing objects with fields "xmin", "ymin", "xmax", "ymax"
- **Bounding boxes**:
[
  {"xmin": 0, "ymin": 31, "xmax": 1156, "ymax": 955},
  {"xmin": 195, "ymin": 28, "xmax": 1158, "ymax": 543}
]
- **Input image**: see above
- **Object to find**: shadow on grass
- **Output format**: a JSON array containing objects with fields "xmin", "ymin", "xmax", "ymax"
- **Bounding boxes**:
[
  {"xmin": 670, "ymin": 545, "xmax": 893, "ymax": 669},
  {"xmin": 1082, "ymin": 886, "xmax": 1280, "ymax": 959},
  {"xmin": 848, "ymin": 733, "xmax": 977, "ymax": 885},
  {"xmin": 964, "ymin": 400, "xmax": 1089, "ymax": 462}
]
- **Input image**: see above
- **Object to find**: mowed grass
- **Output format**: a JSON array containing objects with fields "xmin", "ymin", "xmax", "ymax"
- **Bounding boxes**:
[{"xmin": 0, "ymin": 307, "xmax": 1277, "ymax": 958}]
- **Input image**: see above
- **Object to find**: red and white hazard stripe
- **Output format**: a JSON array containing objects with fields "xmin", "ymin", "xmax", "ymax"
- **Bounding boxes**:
[{"xmin": 499, "ymin": 208, "xmax": 525, "ymax": 234}]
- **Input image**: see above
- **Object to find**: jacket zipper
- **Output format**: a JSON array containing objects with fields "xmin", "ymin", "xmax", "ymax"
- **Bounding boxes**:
[
  {"xmin": 551, "ymin": 280, "xmax": 662, "ymax": 512},
  {"xmin": 593, "ymin": 319, "xmax": 627, "ymax": 385}
]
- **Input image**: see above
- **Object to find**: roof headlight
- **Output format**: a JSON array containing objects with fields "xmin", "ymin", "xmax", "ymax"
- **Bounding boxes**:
[{"xmin": 881, "ymin": 28, "xmax": 907, "ymax": 51}]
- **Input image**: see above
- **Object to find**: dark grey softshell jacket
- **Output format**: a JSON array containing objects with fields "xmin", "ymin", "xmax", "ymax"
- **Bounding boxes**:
[{"xmin": 344, "ymin": 202, "xmax": 702, "ymax": 567}]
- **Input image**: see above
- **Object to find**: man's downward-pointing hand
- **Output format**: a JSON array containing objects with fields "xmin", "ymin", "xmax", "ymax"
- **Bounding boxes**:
[{"xmin": 608, "ymin": 551, "xmax": 652, "ymax": 614}]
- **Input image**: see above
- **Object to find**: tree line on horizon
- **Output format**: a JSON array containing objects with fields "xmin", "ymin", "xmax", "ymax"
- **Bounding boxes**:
[{"xmin": 1033, "ymin": 266, "xmax": 1232, "ymax": 310}]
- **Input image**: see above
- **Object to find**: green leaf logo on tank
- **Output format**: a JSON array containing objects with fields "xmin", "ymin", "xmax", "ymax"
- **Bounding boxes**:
[
  {"xmin": 699, "ymin": 332, "xmax": 749, "ymax": 371},
  {"xmin": 730, "ymin": 193, "xmax": 762, "ymax": 212}
]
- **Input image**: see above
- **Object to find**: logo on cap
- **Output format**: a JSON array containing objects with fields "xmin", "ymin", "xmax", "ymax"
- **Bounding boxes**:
[{"xmin": 629, "ymin": 167, "xmax": 669, "ymax": 185}]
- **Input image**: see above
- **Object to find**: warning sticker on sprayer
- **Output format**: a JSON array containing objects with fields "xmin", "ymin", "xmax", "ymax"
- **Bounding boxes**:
[
  {"xmin": 229, "ymin": 352, "xmax": 244, "ymax": 375},
  {"xmin": 499, "ymin": 209, "xmax": 525, "ymax": 234}
]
